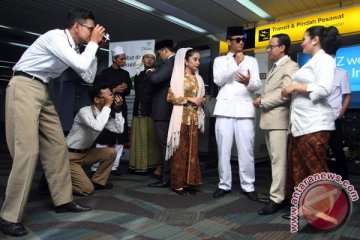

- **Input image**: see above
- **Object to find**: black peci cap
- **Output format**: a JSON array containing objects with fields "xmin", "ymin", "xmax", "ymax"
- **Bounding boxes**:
[{"xmin": 226, "ymin": 26, "xmax": 244, "ymax": 39}]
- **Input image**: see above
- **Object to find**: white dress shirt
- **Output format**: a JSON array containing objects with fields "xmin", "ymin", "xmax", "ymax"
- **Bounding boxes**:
[
  {"xmin": 213, "ymin": 52, "xmax": 262, "ymax": 118},
  {"xmin": 328, "ymin": 68, "xmax": 351, "ymax": 119},
  {"xmin": 290, "ymin": 49, "xmax": 336, "ymax": 136},
  {"xmin": 13, "ymin": 29, "xmax": 98, "ymax": 83},
  {"xmin": 66, "ymin": 105, "xmax": 124, "ymax": 149}
]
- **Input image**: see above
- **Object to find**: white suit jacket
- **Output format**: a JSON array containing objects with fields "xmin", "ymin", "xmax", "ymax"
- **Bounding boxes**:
[{"xmin": 213, "ymin": 52, "xmax": 262, "ymax": 118}]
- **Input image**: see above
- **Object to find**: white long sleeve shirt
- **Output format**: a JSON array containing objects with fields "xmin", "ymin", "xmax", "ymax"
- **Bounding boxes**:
[
  {"xmin": 66, "ymin": 105, "xmax": 124, "ymax": 149},
  {"xmin": 290, "ymin": 49, "xmax": 336, "ymax": 136},
  {"xmin": 13, "ymin": 29, "xmax": 98, "ymax": 83},
  {"xmin": 213, "ymin": 52, "xmax": 262, "ymax": 118}
]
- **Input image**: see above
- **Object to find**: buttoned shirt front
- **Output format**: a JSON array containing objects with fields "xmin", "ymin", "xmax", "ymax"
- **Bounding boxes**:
[
  {"xmin": 13, "ymin": 29, "xmax": 98, "ymax": 83},
  {"xmin": 213, "ymin": 52, "xmax": 262, "ymax": 118}
]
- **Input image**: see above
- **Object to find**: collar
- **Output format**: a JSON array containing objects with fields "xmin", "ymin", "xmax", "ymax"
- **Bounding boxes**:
[
  {"xmin": 274, "ymin": 55, "xmax": 289, "ymax": 66},
  {"xmin": 91, "ymin": 104, "xmax": 101, "ymax": 118},
  {"xmin": 168, "ymin": 54, "xmax": 175, "ymax": 59},
  {"xmin": 227, "ymin": 51, "xmax": 235, "ymax": 57},
  {"xmin": 64, "ymin": 29, "xmax": 78, "ymax": 51}
]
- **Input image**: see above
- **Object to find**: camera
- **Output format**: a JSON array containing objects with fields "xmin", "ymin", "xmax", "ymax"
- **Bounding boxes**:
[{"xmin": 103, "ymin": 33, "xmax": 110, "ymax": 43}]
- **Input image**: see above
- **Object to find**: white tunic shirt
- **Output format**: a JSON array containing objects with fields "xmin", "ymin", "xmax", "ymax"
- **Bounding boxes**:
[
  {"xmin": 290, "ymin": 49, "xmax": 336, "ymax": 137},
  {"xmin": 13, "ymin": 29, "xmax": 98, "ymax": 83},
  {"xmin": 213, "ymin": 52, "xmax": 262, "ymax": 118},
  {"xmin": 66, "ymin": 106, "xmax": 124, "ymax": 149},
  {"xmin": 328, "ymin": 68, "xmax": 351, "ymax": 119}
]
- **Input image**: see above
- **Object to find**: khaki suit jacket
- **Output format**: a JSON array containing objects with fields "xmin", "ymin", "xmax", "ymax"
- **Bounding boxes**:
[{"xmin": 260, "ymin": 56, "xmax": 299, "ymax": 130}]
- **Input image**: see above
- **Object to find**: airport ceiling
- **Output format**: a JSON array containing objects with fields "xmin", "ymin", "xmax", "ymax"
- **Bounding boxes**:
[{"xmin": 0, "ymin": 0, "xmax": 358, "ymax": 71}]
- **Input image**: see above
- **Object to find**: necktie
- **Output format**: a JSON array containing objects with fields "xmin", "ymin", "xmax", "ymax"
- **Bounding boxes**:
[{"xmin": 270, "ymin": 63, "xmax": 277, "ymax": 73}]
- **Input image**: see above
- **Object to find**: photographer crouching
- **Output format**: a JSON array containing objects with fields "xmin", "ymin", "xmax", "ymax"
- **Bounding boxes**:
[{"xmin": 66, "ymin": 83, "xmax": 124, "ymax": 196}]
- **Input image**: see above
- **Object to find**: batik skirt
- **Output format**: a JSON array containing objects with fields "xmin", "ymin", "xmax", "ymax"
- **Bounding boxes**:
[
  {"xmin": 170, "ymin": 122, "xmax": 203, "ymax": 189},
  {"xmin": 285, "ymin": 131, "xmax": 330, "ymax": 198}
]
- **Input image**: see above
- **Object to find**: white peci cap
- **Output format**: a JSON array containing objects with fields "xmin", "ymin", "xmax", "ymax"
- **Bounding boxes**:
[{"xmin": 111, "ymin": 46, "xmax": 125, "ymax": 57}]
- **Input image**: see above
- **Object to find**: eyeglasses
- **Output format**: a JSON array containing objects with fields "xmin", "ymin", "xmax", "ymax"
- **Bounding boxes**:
[
  {"xmin": 79, "ymin": 23, "xmax": 94, "ymax": 33},
  {"xmin": 229, "ymin": 37, "xmax": 246, "ymax": 43},
  {"xmin": 266, "ymin": 45, "xmax": 280, "ymax": 50}
]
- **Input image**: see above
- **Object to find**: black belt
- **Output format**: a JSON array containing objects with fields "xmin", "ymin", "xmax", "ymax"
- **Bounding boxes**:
[
  {"xmin": 13, "ymin": 71, "xmax": 45, "ymax": 84},
  {"xmin": 68, "ymin": 148, "xmax": 89, "ymax": 154}
]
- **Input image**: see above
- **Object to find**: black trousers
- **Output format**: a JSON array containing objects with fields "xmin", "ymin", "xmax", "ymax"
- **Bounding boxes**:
[
  {"xmin": 153, "ymin": 120, "xmax": 170, "ymax": 182},
  {"xmin": 329, "ymin": 118, "xmax": 349, "ymax": 180}
]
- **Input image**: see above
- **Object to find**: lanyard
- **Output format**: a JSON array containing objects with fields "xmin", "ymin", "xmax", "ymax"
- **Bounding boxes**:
[{"xmin": 64, "ymin": 30, "xmax": 80, "ymax": 53}]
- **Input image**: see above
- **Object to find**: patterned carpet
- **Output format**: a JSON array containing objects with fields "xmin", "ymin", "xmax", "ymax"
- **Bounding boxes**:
[{"xmin": 0, "ymin": 153, "xmax": 359, "ymax": 239}]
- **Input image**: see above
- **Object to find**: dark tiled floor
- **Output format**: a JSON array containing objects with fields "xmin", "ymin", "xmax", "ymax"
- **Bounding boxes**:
[{"xmin": 0, "ymin": 151, "xmax": 359, "ymax": 239}]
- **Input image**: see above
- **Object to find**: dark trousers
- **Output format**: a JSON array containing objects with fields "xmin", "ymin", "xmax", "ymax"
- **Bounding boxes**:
[
  {"xmin": 153, "ymin": 120, "xmax": 170, "ymax": 182},
  {"xmin": 329, "ymin": 119, "xmax": 349, "ymax": 180}
]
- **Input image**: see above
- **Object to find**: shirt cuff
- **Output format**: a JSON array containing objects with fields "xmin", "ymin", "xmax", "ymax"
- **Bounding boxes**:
[
  {"xmin": 87, "ymin": 41, "xmax": 99, "ymax": 51},
  {"xmin": 307, "ymin": 83, "xmax": 319, "ymax": 101}
]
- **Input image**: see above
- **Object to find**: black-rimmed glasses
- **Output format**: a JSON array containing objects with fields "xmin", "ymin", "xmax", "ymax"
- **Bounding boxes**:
[
  {"xmin": 79, "ymin": 23, "xmax": 94, "ymax": 33},
  {"xmin": 266, "ymin": 45, "xmax": 280, "ymax": 50}
]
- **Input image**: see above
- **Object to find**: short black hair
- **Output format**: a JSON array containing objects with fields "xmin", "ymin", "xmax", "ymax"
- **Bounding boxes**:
[
  {"xmin": 88, "ymin": 83, "xmax": 109, "ymax": 103},
  {"xmin": 272, "ymin": 33, "xmax": 291, "ymax": 55},
  {"xmin": 155, "ymin": 39, "xmax": 175, "ymax": 52},
  {"xmin": 66, "ymin": 8, "xmax": 95, "ymax": 29}
]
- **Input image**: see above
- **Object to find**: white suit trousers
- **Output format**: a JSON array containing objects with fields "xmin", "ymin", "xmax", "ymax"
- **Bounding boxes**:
[{"xmin": 215, "ymin": 117, "xmax": 255, "ymax": 192}]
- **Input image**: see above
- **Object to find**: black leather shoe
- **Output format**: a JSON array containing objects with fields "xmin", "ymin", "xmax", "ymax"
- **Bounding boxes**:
[
  {"xmin": 93, "ymin": 182, "xmax": 113, "ymax": 190},
  {"xmin": 184, "ymin": 186, "xmax": 197, "ymax": 195},
  {"xmin": 55, "ymin": 201, "xmax": 92, "ymax": 213},
  {"xmin": 257, "ymin": 197, "xmax": 270, "ymax": 204},
  {"xmin": 213, "ymin": 188, "xmax": 231, "ymax": 198},
  {"xmin": 258, "ymin": 200, "xmax": 282, "ymax": 215},
  {"xmin": 0, "ymin": 218, "xmax": 27, "ymax": 237},
  {"xmin": 147, "ymin": 180, "xmax": 170, "ymax": 187},
  {"xmin": 243, "ymin": 191, "xmax": 258, "ymax": 201},
  {"xmin": 172, "ymin": 189, "xmax": 189, "ymax": 195}
]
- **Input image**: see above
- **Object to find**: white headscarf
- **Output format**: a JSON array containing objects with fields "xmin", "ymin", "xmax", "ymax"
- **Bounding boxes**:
[{"xmin": 165, "ymin": 48, "xmax": 205, "ymax": 160}]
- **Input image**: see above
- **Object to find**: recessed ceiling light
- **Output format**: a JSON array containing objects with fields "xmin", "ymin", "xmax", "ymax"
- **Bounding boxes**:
[{"xmin": 236, "ymin": 0, "xmax": 271, "ymax": 19}]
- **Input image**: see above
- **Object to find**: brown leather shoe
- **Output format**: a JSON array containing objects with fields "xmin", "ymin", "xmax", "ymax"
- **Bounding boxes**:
[{"xmin": 0, "ymin": 218, "xmax": 27, "ymax": 237}]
